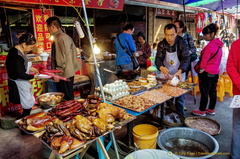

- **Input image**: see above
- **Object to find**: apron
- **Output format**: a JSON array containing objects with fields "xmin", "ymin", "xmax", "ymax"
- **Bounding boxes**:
[
  {"xmin": 9, "ymin": 61, "xmax": 35, "ymax": 109},
  {"xmin": 160, "ymin": 48, "xmax": 186, "ymax": 81}
]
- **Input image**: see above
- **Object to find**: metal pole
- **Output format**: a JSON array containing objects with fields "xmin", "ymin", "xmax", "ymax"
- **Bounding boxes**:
[
  {"xmin": 182, "ymin": 0, "xmax": 187, "ymax": 24},
  {"xmin": 81, "ymin": 0, "xmax": 106, "ymax": 102}
]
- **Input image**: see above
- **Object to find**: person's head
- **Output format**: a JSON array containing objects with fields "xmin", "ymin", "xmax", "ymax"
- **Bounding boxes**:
[
  {"xmin": 18, "ymin": 33, "xmax": 36, "ymax": 54},
  {"xmin": 123, "ymin": 24, "xmax": 134, "ymax": 35},
  {"xmin": 164, "ymin": 24, "xmax": 177, "ymax": 46},
  {"xmin": 174, "ymin": 20, "xmax": 187, "ymax": 35},
  {"xmin": 46, "ymin": 16, "xmax": 62, "ymax": 34},
  {"xmin": 202, "ymin": 23, "xmax": 219, "ymax": 41},
  {"xmin": 137, "ymin": 31, "xmax": 146, "ymax": 44}
]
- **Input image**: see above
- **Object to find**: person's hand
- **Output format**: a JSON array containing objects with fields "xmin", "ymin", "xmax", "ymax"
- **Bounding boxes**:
[
  {"xmin": 199, "ymin": 69, "xmax": 204, "ymax": 73},
  {"xmin": 34, "ymin": 75, "xmax": 38, "ymax": 79},
  {"xmin": 54, "ymin": 77, "xmax": 60, "ymax": 83},
  {"xmin": 138, "ymin": 51, "xmax": 143, "ymax": 55},
  {"xmin": 174, "ymin": 69, "xmax": 182, "ymax": 81},
  {"xmin": 30, "ymin": 67, "xmax": 39, "ymax": 74},
  {"xmin": 160, "ymin": 66, "xmax": 169, "ymax": 75}
]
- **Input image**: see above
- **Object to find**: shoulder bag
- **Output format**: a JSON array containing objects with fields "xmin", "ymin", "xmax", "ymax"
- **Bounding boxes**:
[
  {"xmin": 117, "ymin": 36, "xmax": 140, "ymax": 70},
  {"xmin": 194, "ymin": 47, "xmax": 220, "ymax": 73}
]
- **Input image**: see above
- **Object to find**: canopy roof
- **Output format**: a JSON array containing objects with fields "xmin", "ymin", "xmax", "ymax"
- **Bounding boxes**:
[{"xmin": 160, "ymin": 0, "xmax": 239, "ymax": 14}]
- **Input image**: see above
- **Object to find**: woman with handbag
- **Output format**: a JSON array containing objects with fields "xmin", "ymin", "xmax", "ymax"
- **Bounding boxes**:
[{"xmin": 192, "ymin": 23, "xmax": 223, "ymax": 116}]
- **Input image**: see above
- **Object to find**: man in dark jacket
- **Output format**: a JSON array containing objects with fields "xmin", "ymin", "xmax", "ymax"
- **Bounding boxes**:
[{"xmin": 155, "ymin": 24, "xmax": 190, "ymax": 115}]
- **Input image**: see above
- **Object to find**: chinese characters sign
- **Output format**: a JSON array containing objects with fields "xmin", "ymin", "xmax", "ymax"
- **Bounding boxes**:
[
  {"xmin": 8, "ymin": 0, "xmax": 124, "ymax": 11},
  {"xmin": 0, "ymin": 78, "xmax": 46, "ymax": 107},
  {"xmin": 155, "ymin": 8, "xmax": 177, "ymax": 18},
  {"xmin": 32, "ymin": 9, "xmax": 53, "ymax": 51}
]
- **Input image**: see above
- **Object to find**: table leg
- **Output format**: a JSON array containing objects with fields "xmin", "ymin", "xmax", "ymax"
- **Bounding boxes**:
[
  {"xmin": 160, "ymin": 103, "xmax": 164, "ymax": 127},
  {"xmin": 127, "ymin": 121, "xmax": 134, "ymax": 147},
  {"xmin": 96, "ymin": 138, "xmax": 110, "ymax": 159},
  {"xmin": 79, "ymin": 144, "xmax": 91, "ymax": 159},
  {"xmin": 110, "ymin": 132, "xmax": 120, "ymax": 159}
]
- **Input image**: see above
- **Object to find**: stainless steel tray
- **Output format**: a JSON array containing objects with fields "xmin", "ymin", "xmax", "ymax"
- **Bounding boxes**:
[
  {"xmin": 113, "ymin": 102, "xmax": 156, "ymax": 113},
  {"xmin": 39, "ymin": 114, "xmax": 136, "ymax": 157},
  {"xmin": 15, "ymin": 119, "xmax": 46, "ymax": 135}
]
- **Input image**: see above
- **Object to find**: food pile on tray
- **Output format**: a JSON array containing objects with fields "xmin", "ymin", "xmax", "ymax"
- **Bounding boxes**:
[
  {"xmin": 177, "ymin": 81, "xmax": 196, "ymax": 89},
  {"xmin": 15, "ymin": 95, "xmax": 135, "ymax": 155},
  {"xmin": 114, "ymin": 95, "xmax": 157, "ymax": 112},
  {"xmin": 138, "ymin": 89, "xmax": 172, "ymax": 104},
  {"xmin": 160, "ymin": 85, "xmax": 188, "ymax": 97},
  {"xmin": 127, "ymin": 81, "xmax": 146, "ymax": 94},
  {"xmin": 16, "ymin": 112, "xmax": 62, "ymax": 132},
  {"xmin": 41, "ymin": 102, "xmax": 134, "ymax": 154},
  {"xmin": 138, "ymin": 74, "xmax": 157, "ymax": 88}
]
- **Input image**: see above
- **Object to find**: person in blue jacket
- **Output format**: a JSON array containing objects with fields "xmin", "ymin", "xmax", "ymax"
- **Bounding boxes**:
[{"xmin": 114, "ymin": 24, "xmax": 136, "ymax": 71}]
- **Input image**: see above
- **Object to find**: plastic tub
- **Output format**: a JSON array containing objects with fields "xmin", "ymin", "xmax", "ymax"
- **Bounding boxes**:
[{"xmin": 132, "ymin": 124, "xmax": 159, "ymax": 149}]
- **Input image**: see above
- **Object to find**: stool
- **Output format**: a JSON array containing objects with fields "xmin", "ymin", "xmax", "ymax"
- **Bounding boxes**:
[
  {"xmin": 220, "ymin": 73, "xmax": 233, "ymax": 97},
  {"xmin": 73, "ymin": 75, "xmax": 91, "ymax": 98},
  {"xmin": 188, "ymin": 76, "xmax": 200, "ymax": 94},
  {"xmin": 217, "ymin": 77, "xmax": 225, "ymax": 102}
]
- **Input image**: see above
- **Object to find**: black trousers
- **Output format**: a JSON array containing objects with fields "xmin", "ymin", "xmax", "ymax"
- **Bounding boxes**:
[
  {"xmin": 198, "ymin": 71, "xmax": 219, "ymax": 111},
  {"xmin": 55, "ymin": 76, "xmax": 74, "ymax": 101}
]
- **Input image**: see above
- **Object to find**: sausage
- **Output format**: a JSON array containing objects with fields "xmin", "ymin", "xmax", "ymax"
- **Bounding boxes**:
[
  {"xmin": 56, "ymin": 101, "xmax": 76, "ymax": 110},
  {"xmin": 56, "ymin": 103, "xmax": 81, "ymax": 116}
]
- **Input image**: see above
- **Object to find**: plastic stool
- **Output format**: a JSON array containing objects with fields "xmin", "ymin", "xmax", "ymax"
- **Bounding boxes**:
[
  {"xmin": 188, "ymin": 76, "xmax": 200, "ymax": 94},
  {"xmin": 217, "ymin": 77, "xmax": 225, "ymax": 102},
  {"xmin": 220, "ymin": 73, "xmax": 233, "ymax": 97}
]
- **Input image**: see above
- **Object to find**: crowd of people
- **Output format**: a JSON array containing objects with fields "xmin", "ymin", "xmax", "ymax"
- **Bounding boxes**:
[{"xmin": 7, "ymin": 16, "xmax": 239, "ymax": 158}]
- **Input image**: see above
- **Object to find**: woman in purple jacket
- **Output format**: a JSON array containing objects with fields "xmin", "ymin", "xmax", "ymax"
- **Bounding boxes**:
[{"xmin": 192, "ymin": 23, "xmax": 223, "ymax": 116}]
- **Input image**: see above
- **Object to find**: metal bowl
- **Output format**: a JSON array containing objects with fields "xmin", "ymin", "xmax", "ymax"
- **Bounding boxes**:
[
  {"xmin": 36, "ymin": 92, "xmax": 64, "ymax": 107},
  {"xmin": 157, "ymin": 127, "xmax": 219, "ymax": 159}
]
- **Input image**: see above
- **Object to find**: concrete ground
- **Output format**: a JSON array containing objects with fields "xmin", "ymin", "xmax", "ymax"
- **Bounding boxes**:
[{"xmin": 0, "ymin": 91, "xmax": 233, "ymax": 159}]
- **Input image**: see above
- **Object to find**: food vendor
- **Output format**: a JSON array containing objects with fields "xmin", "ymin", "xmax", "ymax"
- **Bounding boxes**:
[
  {"xmin": 46, "ymin": 17, "xmax": 81, "ymax": 100},
  {"xmin": 155, "ymin": 24, "xmax": 190, "ymax": 115},
  {"xmin": 5, "ymin": 33, "xmax": 39, "ymax": 119}
]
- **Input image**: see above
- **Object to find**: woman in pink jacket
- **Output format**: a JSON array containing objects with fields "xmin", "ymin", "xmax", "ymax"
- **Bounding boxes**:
[
  {"xmin": 227, "ymin": 39, "xmax": 240, "ymax": 159},
  {"xmin": 192, "ymin": 23, "xmax": 223, "ymax": 116}
]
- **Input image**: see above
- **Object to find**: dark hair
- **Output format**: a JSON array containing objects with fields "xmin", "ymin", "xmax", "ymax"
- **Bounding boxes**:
[
  {"xmin": 137, "ymin": 31, "xmax": 145, "ymax": 40},
  {"xmin": 202, "ymin": 23, "xmax": 219, "ymax": 35},
  {"xmin": 123, "ymin": 24, "xmax": 134, "ymax": 31},
  {"xmin": 46, "ymin": 16, "xmax": 62, "ymax": 29},
  {"xmin": 164, "ymin": 24, "xmax": 177, "ymax": 33},
  {"xmin": 174, "ymin": 19, "xmax": 187, "ymax": 33},
  {"xmin": 18, "ymin": 33, "xmax": 36, "ymax": 45}
]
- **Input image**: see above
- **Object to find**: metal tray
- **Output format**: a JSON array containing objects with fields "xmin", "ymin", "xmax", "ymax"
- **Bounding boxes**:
[
  {"xmin": 177, "ymin": 82, "xmax": 198, "ymax": 90},
  {"xmin": 15, "ymin": 118, "xmax": 46, "ymax": 135},
  {"xmin": 39, "ymin": 114, "xmax": 136, "ymax": 157},
  {"xmin": 113, "ymin": 102, "xmax": 156, "ymax": 113},
  {"xmin": 129, "ymin": 87, "xmax": 147, "ymax": 95}
]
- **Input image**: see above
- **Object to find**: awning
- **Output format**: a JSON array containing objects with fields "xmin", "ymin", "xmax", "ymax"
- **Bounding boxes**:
[
  {"xmin": 125, "ymin": 0, "xmax": 202, "ymax": 13},
  {"xmin": 0, "ymin": 0, "xmax": 125, "ymax": 11}
]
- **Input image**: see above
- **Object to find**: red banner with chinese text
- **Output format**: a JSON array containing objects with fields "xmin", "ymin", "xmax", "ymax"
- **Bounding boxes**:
[
  {"xmin": 6, "ymin": 0, "xmax": 124, "ymax": 11},
  {"xmin": 32, "ymin": 9, "xmax": 53, "ymax": 51}
]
